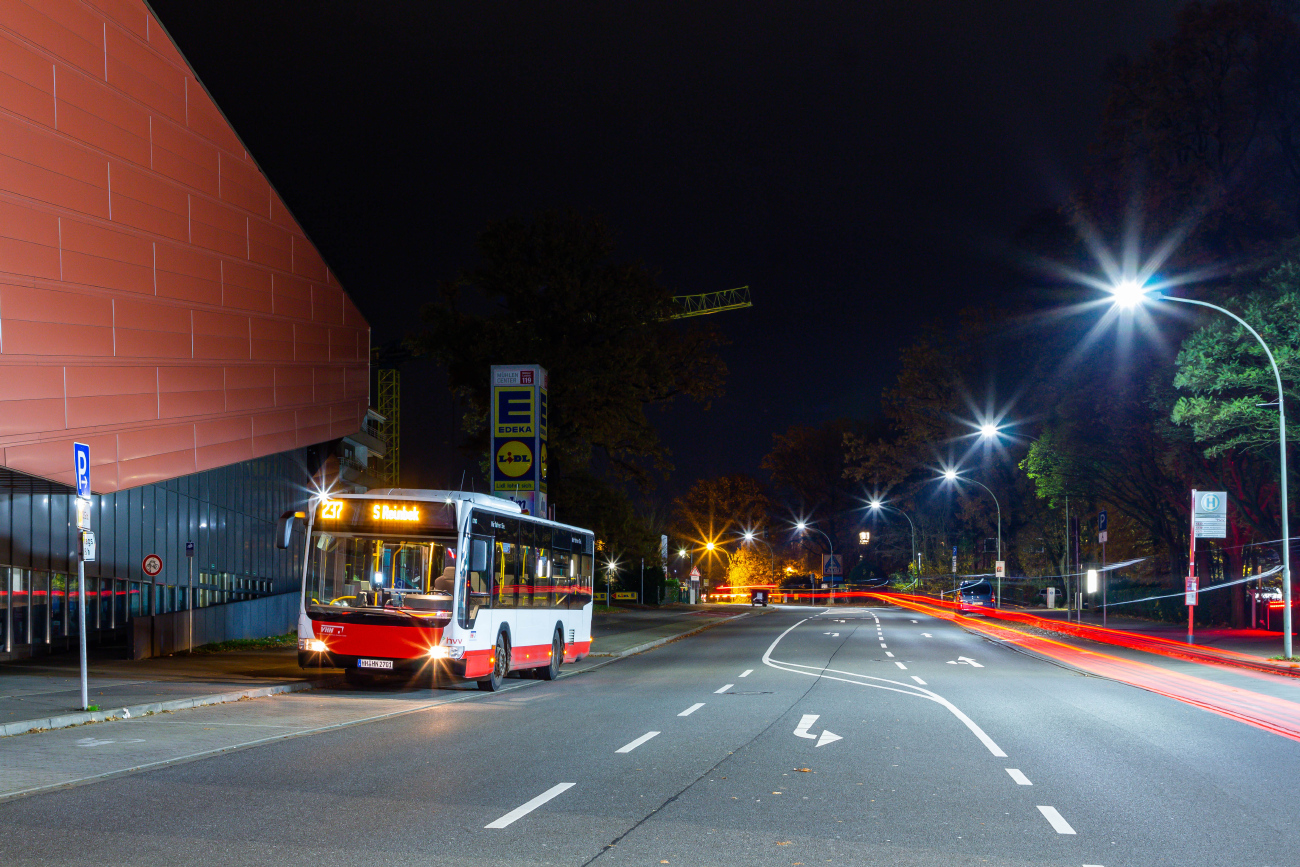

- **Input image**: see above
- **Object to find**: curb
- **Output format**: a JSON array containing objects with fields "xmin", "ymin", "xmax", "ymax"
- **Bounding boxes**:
[
  {"xmin": 0, "ymin": 680, "xmax": 318, "ymax": 738},
  {"xmin": 588, "ymin": 606, "xmax": 774, "ymax": 657}
]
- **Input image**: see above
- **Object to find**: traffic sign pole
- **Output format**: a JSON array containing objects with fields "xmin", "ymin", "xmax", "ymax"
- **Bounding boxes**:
[
  {"xmin": 73, "ymin": 443, "xmax": 91, "ymax": 711},
  {"xmin": 186, "ymin": 541, "xmax": 195, "ymax": 653}
]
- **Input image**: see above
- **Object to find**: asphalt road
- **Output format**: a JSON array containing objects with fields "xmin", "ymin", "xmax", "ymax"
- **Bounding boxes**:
[{"xmin": 1, "ymin": 604, "xmax": 1297, "ymax": 866}]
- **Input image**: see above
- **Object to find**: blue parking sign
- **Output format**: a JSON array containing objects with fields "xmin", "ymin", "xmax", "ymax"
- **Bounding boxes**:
[{"xmin": 73, "ymin": 442, "xmax": 90, "ymax": 498}]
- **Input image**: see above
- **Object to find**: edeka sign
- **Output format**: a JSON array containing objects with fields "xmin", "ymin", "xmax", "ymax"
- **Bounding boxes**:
[{"xmin": 490, "ymin": 365, "xmax": 548, "ymax": 517}]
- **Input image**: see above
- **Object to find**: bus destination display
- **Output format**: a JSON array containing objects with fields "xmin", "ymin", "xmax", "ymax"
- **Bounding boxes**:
[{"xmin": 316, "ymin": 499, "xmax": 455, "ymax": 536}]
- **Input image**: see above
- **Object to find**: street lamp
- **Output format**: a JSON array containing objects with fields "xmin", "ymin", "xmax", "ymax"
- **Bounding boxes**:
[
  {"xmin": 704, "ymin": 541, "xmax": 733, "ymax": 598},
  {"xmin": 1112, "ymin": 282, "xmax": 1292, "ymax": 656},
  {"xmin": 939, "ymin": 469, "xmax": 1003, "ymax": 607},
  {"xmin": 867, "ymin": 499, "xmax": 918, "ymax": 590},
  {"xmin": 795, "ymin": 521, "xmax": 836, "ymax": 605},
  {"xmin": 741, "ymin": 530, "xmax": 777, "ymax": 572}
]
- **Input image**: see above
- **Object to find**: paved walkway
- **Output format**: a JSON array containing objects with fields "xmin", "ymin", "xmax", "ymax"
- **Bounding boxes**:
[{"xmin": 0, "ymin": 604, "xmax": 765, "ymax": 738}]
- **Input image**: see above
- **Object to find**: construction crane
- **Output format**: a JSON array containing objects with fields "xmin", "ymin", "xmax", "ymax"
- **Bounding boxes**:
[
  {"xmin": 671, "ymin": 286, "xmax": 751, "ymax": 318},
  {"xmin": 371, "ymin": 286, "xmax": 752, "ymax": 486}
]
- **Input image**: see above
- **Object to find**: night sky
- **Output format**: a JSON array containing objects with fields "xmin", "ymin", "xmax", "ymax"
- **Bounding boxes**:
[{"xmin": 145, "ymin": 0, "xmax": 1184, "ymax": 498}]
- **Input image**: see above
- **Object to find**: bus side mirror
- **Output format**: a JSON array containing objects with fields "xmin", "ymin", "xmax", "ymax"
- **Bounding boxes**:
[
  {"xmin": 277, "ymin": 511, "xmax": 307, "ymax": 549},
  {"xmin": 470, "ymin": 538, "xmax": 489, "ymax": 573}
]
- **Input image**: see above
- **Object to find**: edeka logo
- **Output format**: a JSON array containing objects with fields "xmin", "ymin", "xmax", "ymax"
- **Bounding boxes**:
[
  {"xmin": 495, "ymin": 387, "xmax": 534, "ymax": 436},
  {"xmin": 496, "ymin": 440, "xmax": 534, "ymax": 478}
]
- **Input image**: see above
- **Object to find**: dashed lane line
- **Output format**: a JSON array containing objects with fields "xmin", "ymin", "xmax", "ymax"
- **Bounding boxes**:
[
  {"xmin": 1005, "ymin": 768, "xmax": 1032, "ymax": 785},
  {"xmin": 739, "ymin": 669, "xmax": 753, "ymax": 677},
  {"xmin": 910, "ymin": 676, "xmax": 927, "ymax": 685},
  {"xmin": 894, "ymin": 661, "xmax": 907, "ymax": 670},
  {"xmin": 615, "ymin": 731, "xmax": 660, "ymax": 754},
  {"xmin": 678, "ymin": 703, "xmax": 705, "ymax": 717},
  {"xmin": 714, "ymin": 683, "xmax": 734, "ymax": 694},
  {"xmin": 485, "ymin": 783, "xmax": 575, "ymax": 829},
  {"xmin": 1037, "ymin": 805, "xmax": 1076, "ymax": 835}
]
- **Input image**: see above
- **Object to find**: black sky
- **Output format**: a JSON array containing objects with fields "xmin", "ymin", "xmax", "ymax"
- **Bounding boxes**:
[{"xmin": 145, "ymin": 0, "xmax": 1184, "ymax": 498}]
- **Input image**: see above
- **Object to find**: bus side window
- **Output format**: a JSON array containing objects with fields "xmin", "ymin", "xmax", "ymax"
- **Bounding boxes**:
[
  {"xmin": 495, "ymin": 541, "xmax": 518, "ymax": 609},
  {"xmin": 461, "ymin": 537, "xmax": 491, "ymax": 627},
  {"xmin": 553, "ymin": 550, "xmax": 573, "ymax": 608}
]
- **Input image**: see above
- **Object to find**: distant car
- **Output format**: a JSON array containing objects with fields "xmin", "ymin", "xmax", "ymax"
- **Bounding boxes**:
[
  {"xmin": 750, "ymin": 588, "xmax": 769, "ymax": 607},
  {"xmin": 957, "ymin": 579, "xmax": 993, "ymax": 612}
]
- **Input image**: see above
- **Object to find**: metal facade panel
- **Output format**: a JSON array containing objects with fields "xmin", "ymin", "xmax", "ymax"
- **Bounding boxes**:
[{"xmin": 0, "ymin": 0, "xmax": 370, "ymax": 492}]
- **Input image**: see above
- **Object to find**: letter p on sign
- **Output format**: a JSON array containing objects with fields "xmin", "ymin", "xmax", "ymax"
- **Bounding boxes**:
[{"xmin": 73, "ymin": 442, "xmax": 91, "ymax": 498}]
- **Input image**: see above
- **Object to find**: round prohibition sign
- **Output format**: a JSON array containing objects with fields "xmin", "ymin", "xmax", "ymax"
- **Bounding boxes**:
[{"xmin": 142, "ymin": 554, "xmax": 163, "ymax": 577}]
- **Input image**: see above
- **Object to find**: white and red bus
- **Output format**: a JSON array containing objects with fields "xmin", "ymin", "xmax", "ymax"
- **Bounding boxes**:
[{"xmin": 285, "ymin": 489, "xmax": 595, "ymax": 690}]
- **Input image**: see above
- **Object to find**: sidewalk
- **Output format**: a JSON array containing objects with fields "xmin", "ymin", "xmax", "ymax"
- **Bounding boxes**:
[{"xmin": 0, "ymin": 604, "xmax": 766, "ymax": 738}]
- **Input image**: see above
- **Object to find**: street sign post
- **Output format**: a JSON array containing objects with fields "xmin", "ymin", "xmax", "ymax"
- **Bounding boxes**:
[
  {"xmin": 995, "ymin": 561, "xmax": 1006, "ymax": 579},
  {"xmin": 81, "ymin": 531, "xmax": 96, "ymax": 561},
  {"xmin": 72, "ymin": 443, "xmax": 90, "ymax": 711},
  {"xmin": 186, "ymin": 541, "xmax": 195, "ymax": 653},
  {"xmin": 1099, "ymin": 509, "xmax": 1108, "ymax": 625}
]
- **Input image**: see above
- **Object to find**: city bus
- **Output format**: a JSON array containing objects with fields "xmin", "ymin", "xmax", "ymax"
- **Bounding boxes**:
[{"xmin": 284, "ymin": 489, "xmax": 595, "ymax": 690}]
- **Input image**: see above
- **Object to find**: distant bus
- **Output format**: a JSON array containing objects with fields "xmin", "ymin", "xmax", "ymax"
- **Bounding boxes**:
[{"xmin": 285, "ymin": 489, "xmax": 594, "ymax": 690}]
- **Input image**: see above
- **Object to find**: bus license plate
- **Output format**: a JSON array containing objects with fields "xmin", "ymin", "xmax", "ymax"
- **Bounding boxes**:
[{"xmin": 358, "ymin": 658, "xmax": 393, "ymax": 670}]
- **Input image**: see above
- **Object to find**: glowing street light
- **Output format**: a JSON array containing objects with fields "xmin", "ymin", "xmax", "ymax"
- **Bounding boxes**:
[
  {"xmin": 938, "ymin": 469, "xmax": 1003, "ymax": 606},
  {"xmin": 795, "ymin": 520, "xmax": 836, "ymax": 605},
  {"xmin": 1110, "ymin": 281, "xmax": 1292, "ymax": 657},
  {"xmin": 978, "ymin": 422, "xmax": 1001, "ymax": 439},
  {"xmin": 867, "ymin": 499, "xmax": 918, "ymax": 586}
]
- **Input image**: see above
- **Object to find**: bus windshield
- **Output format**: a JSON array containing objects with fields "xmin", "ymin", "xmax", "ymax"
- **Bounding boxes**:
[{"xmin": 308, "ymin": 534, "xmax": 456, "ymax": 609}]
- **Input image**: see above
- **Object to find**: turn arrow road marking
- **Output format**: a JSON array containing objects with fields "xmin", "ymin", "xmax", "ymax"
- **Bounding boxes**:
[
  {"xmin": 793, "ymin": 713, "xmax": 841, "ymax": 747},
  {"xmin": 946, "ymin": 656, "xmax": 984, "ymax": 667}
]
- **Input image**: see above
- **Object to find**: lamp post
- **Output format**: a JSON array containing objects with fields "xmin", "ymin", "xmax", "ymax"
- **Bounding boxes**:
[
  {"xmin": 1112, "ymin": 281, "xmax": 1292, "ymax": 657},
  {"xmin": 796, "ymin": 521, "xmax": 836, "ymax": 606},
  {"xmin": 940, "ymin": 469, "xmax": 1003, "ymax": 607},
  {"xmin": 704, "ymin": 541, "xmax": 733, "ymax": 600},
  {"xmin": 678, "ymin": 548, "xmax": 692, "ymax": 603},
  {"xmin": 867, "ymin": 500, "xmax": 918, "ymax": 590}
]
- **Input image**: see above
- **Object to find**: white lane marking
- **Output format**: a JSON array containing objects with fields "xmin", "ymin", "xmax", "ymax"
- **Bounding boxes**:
[
  {"xmin": 879, "ymin": 642, "xmax": 888, "ymax": 648},
  {"xmin": 816, "ymin": 729, "xmax": 842, "ymax": 747},
  {"xmin": 921, "ymin": 632, "xmax": 932, "ymax": 637},
  {"xmin": 894, "ymin": 661, "xmax": 907, "ymax": 670},
  {"xmin": 1037, "ymin": 806, "xmax": 1076, "ymax": 835},
  {"xmin": 793, "ymin": 714, "xmax": 819, "ymax": 739},
  {"xmin": 910, "ymin": 619, "xmax": 918, "ymax": 623},
  {"xmin": 823, "ymin": 632, "xmax": 841, "ymax": 637},
  {"xmin": 910, "ymin": 676, "xmax": 927, "ymax": 685},
  {"xmin": 678, "ymin": 703, "xmax": 705, "ymax": 717},
  {"xmin": 615, "ymin": 731, "xmax": 661, "ymax": 753},
  {"xmin": 947, "ymin": 656, "xmax": 984, "ymax": 667},
  {"xmin": 885, "ymin": 652, "xmax": 895, "ymax": 657},
  {"xmin": 715, "ymin": 684, "xmax": 734, "ymax": 694},
  {"xmin": 486, "ymin": 783, "xmax": 575, "ymax": 828},
  {"xmin": 739, "ymin": 669, "xmax": 753, "ymax": 677},
  {"xmin": 760, "ymin": 619, "xmax": 1007, "ymax": 757},
  {"xmin": 1005, "ymin": 768, "xmax": 1032, "ymax": 785}
]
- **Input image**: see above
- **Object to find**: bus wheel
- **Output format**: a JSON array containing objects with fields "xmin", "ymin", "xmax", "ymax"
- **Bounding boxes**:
[
  {"xmin": 539, "ymin": 631, "xmax": 563, "ymax": 681},
  {"xmin": 478, "ymin": 634, "xmax": 509, "ymax": 691}
]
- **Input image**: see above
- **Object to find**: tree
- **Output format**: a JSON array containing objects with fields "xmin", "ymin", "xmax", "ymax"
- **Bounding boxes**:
[
  {"xmin": 417, "ymin": 212, "xmax": 728, "ymax": 492},
  {"xmin": 762, "ymin": 419, "xmax": 864, "ymax": 557},
  {"xmin": 1084, "ymin": 0, "xmax": 1300, "ymax": 261},
  {"xmin": 671, "ymin": 474, "xmax": 772, "ymax": 585},
  {"xmin": 1171, "ymin": 265, "xmax": 1300, "ymax": 454}
]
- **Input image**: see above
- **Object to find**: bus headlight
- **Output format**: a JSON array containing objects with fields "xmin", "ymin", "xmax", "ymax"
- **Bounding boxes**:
[
  {"xmin": 429, "ymin": 646, "xmax": 450, "ymax": 659},
  {"xmin": 308, "ymin": 639, "xmax": 328, "ymax": 653}
]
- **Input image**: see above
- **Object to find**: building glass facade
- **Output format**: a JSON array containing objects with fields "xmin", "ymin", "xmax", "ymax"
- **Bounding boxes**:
[{"xmin": 0, "ymin": 449, "xmax": 315, "ymax": 659}]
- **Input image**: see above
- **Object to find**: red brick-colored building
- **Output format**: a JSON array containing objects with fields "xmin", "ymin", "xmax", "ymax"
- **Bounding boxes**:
[{"xmin": 0, "ymin": 0, "xmax": 371, "ymax": 658}]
